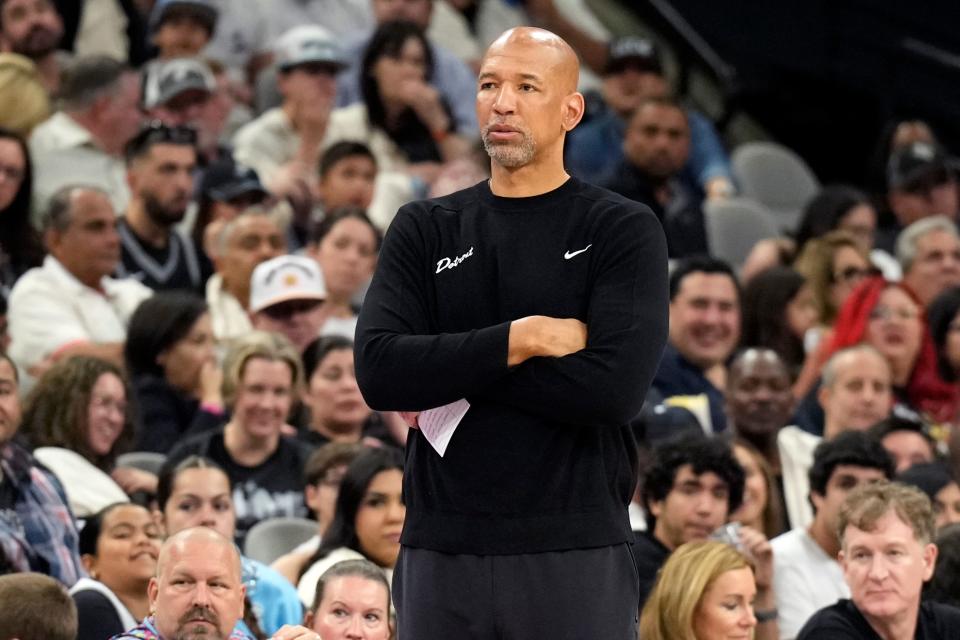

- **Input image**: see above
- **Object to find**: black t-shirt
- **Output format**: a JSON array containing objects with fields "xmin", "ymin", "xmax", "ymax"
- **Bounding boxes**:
[
  {"xmin": 73, "ymin": 589, "xmax": 125, "ymax": 640},
  {"xmin": 355, "ymin": 177, "xmax": 669, "ymax": 555},
  {"xmin": 632, "ymin": 530, "xmax": 672, "ymax": 608},
  {"xmin": 167, "ymin": 429, "xmax": 313, "ymax": 544},
  {"xmin": 116, "ymin": 218, "xmax": 208, "ymax": 293},
  {"xmin": 797, "ymin": 598, "xmax": 960, "ymax": 639}
]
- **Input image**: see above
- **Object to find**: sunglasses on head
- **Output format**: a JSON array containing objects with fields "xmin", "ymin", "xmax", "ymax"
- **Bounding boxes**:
[{"xmin": 125, "ymin": 121, "xmax": 198, "ymax": 159}]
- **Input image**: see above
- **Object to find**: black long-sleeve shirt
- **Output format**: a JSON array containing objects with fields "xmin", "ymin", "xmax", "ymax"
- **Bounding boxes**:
[{"xmin": 355, "ymin": 177, "xmax": 669, "ymax": 554}]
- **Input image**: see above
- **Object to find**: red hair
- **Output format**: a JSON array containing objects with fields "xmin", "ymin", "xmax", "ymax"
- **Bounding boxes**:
[{"xmin": 823, "ymin": 277, "xmax": 957, "ymax": 422}]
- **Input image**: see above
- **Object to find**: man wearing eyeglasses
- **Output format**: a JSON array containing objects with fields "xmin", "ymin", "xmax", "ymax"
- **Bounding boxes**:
[{"xmin": 117, "ymin": 122, "xmax": 208, "ymax": 293}]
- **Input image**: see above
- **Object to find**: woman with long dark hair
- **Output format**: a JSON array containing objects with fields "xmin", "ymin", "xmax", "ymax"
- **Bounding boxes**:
[
  {"xmin": 0, "ymin": 127, "xmax": 42, "ymax": 295},
  {"xmin": 740, "ymin": 266, "xmax": 817, "ymax": 379},
  {"xmin": 22, "ymin": 356, "xmax": 138, "ymax": 516},
  {"xmin": 71, "ymin": 503, "xmax": 162, "ymax": 639},
  {"xmin": 124, "ymin": 291, "xmax": 224, "ymax": 453},
  {"xmin": 297, "ymin": 447, "xmax": 404, "ymax": 606},
  {"xmin": 325, "ymin": 21, "xmax": 470, "ymax": 186}
]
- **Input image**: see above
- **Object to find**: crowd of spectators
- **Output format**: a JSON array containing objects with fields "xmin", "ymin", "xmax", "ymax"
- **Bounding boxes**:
[{"xmin": 2, "ymin": 0, "xmax": 960, "ymax": 638}]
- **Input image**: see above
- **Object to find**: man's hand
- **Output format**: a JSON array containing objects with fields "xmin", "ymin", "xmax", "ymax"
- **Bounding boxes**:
[
  {"xmin": 738, "ymin": 525, "xmax": 774, "ymax": 591},
  {"xmin": 399, "ymin": 411, "xmax": 421, "ymax": 429},
  {"xmin": 508, "ymin": 316, "xmax": 587, "ymax": 366}
]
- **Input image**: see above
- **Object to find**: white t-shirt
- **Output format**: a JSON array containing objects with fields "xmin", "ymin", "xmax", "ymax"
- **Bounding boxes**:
[
  {"xmin": 33, "ymin": 448, "xmax": 129, "ymax": 518},
  {"xmin": 778, "ymin": 425, "xmax": 822, "ymax": 530},
  {"xmin": 771, "ymin": 527, "xmax": 850, "ymax": 639}
]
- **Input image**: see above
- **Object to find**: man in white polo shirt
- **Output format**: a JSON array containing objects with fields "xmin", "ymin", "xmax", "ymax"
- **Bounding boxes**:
[{"xmin": 8, "ymin": 185, "xmax": 151, "ymax": 381}]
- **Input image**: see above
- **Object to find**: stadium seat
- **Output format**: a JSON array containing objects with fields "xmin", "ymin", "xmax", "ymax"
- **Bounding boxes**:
[
  {"xmin": 244, "ymin": 517, "xmax": 318, "ymax": 565},
  {"xmin": 115, "ymin": 451, "xmax": 167, "ymax": 475},
  {"xmin": 732, "ymin": 141, "xmax": 820, "ymax": 231},
  {"xmin": 704, "ymin": 197, "xmax": 781, "ymax": 267}
]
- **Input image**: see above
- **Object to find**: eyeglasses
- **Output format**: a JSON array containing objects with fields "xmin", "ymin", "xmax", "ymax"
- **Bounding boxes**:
[
  {"xmin": 124, "ymin": 121, "xmax": 197, "ymax": 159},
  {"xmin": 90, "ymin": 395, "xmax": 127, "ymax": 415},
  {"xmin": 831, "ymin": 266, "xmax": 875, "ymax": 284},
  {"xmin": 869, "ymin": 305, "xmax": 919, "ymax": 322}
]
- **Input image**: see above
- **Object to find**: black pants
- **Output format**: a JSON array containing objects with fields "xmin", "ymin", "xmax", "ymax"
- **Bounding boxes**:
[{"xmin": 393, "ymin": 544, "xmax": 640, "ymax": 639}]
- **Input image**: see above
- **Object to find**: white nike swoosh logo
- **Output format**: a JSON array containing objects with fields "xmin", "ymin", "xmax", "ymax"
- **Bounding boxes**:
[{"xmin": 564, "ymin": 244, "xmax": 592, "ymax": 260}]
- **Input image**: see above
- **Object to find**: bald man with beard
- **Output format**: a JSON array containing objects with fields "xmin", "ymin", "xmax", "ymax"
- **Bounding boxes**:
[
  {"xmin": 355, "ymin": 27, "xmax": 668, "ymax": 638},
  {"xmin": 112, "ymin": 528, "xmax": 317, "ymax": 640}
]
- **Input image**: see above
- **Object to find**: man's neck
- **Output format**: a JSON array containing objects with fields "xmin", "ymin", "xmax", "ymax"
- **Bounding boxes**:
[
  {"xmin": 65, "ymin": 110, "xmax": 116, "ymax": 156},
  {"xmin": 808, "ymin": 519, "xmax": 840, "ymax": 560},
  {"xmin": 488, "ymin": 159, "xmax": 569, "ymax": 198},
  {"xmin": 125, "ymin": 203, "xmax": 170, "ymax": 250},
  {"xmin": 651, "ymin": 525, "xmax": 676, "ymax": 552},
  {"xmin": 736, "ymin": 428, "xmax": 781, "ymax": 473},
  {"xmin": 222, "ymin": 278, "xmax": 250, "ymax": 310},
  {"xmin": 34, "ymin": 53, "xmax": 59, "ymax": 94},
  {"xmin": 863, "ymin": 604, "xmax": 919, "ymax": 640}
]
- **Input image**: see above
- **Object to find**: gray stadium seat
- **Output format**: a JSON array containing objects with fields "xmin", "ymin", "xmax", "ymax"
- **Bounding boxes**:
[
  {"xmin": 732, "ymin": 141, "xmax": 821, "ymax": 231},
  {"xmin": 704, "ymin": 197, "xmax": 781, "ymax": 267},
  {"xmin": 244, "ymin": 517, "xmax": 318, "ymax": 565},
  {"xmin": 115, "ymin": 451, "xmax": 167, "ymax": 475}
]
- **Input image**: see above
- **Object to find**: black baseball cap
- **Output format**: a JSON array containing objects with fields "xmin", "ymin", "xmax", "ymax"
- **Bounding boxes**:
[
  {"xmin": 604, "ymin": 36, "xmax": 662, "ymax": 76},
  {"xmin": 887, "ymin": 141, "xmax": 954, "ymax": 192},
  {"xmin": 201, "ymin": 159, "xmax": 268, "ymax": 202}
]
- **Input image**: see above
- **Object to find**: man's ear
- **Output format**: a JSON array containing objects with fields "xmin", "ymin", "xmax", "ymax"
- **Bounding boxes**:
[
  {"xmin": 922, "ymin": 542, "xmax": 938, "ymax": 581},
  {"xmin": 147, "ymin": 576, "xmax": 159, "ymax": 612},
  {"xmin": 817, "ymin": 384, "xmax": 831, "ymax": 411},
  {"xmin": 648, "ymin": 498, "xmax": 663, "ymax": 519},
  {"xmin": 810, "ymin": 490, "xmax": 825, "ymax": 514},
  {"xmin": 561, "ymin": 92, "xmax": 585, "ymax": 132}
]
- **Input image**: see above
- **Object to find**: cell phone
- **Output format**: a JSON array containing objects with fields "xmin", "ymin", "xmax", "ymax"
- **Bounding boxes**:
[{"xmin": 709, "ymin": 522, "xmax": 743, "ymax": 552}]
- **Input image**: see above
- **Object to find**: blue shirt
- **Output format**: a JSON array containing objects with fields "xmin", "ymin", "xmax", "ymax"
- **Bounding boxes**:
[
  {"xmin": 242, "ymin": 555, "xmax": 304, "ymax": 635},
  {"xmin": 566, "ymin": 107, "xmax": 733, "ymax": 192}
]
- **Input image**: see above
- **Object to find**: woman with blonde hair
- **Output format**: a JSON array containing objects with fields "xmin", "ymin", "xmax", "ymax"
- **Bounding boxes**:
[
  {"xmin": 793, "ymin": 230, "xmax": 874, "ymax": 397},
  {"xmin": 165, "ymin": 330, "xmax": 313, "ymax": 544},
  {"xmin": 639, "ymin": 541, "xmax": 762, "ymax": 640}
]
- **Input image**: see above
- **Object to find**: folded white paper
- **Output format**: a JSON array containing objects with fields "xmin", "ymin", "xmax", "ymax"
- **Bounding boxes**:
[{"xmin": 418, "ymin": 398, "xmax": 470, "ymax": 457}]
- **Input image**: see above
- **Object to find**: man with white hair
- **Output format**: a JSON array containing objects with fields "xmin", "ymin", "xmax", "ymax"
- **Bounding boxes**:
[{"xmin": 897, "ymin": 214, "xmax": 960, "ymax": 307}]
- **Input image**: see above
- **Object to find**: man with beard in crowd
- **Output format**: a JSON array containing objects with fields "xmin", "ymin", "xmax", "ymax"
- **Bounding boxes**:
[
  {"xmin": 355, "ymin": 26, "xmax": 668, "ymax": 638},
  {"xmin": 0, "ymin": 0, "xmax": 64, "ymax": 92},
  {"xmin": 117, "ymin": 122, "xmax": 208, "ymax": 293}
]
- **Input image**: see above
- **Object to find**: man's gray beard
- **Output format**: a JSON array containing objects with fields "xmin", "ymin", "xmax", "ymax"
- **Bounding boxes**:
[
  {"xmin": 482, "ymin": 133, "xmax": 536, "ymax": 168},
  {"xmin": 174, "ymin": 624, "xmax": 223, "ymax": 640}
]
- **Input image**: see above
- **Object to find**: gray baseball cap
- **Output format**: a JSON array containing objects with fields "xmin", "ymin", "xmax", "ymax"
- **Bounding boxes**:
[
  {"xmin": 141, "ymin": 57, "xmax": 215, "ymax": 109},
  {"xmin": 274, "ymin": 25, "xmax": 347, "ymax": 71}
]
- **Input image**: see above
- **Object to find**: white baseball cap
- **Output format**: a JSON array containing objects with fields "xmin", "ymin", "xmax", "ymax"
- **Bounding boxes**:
[{"xmin": 249, "ymin": 255, "xmax": 327, "ymax": 313}]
